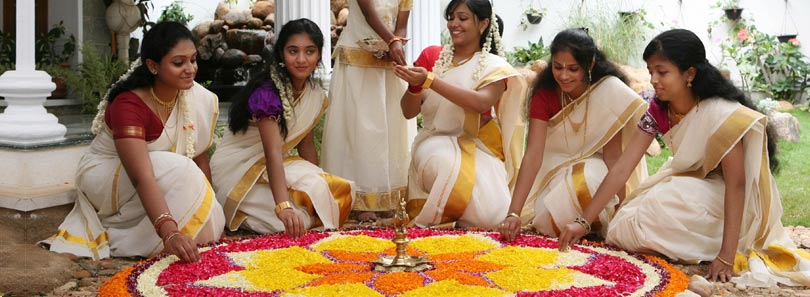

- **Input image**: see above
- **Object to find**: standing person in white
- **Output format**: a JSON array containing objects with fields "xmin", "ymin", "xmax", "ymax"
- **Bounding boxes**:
[{"xmin": 322, "ymin": 0, "xmax": 415, "ymax": 222}]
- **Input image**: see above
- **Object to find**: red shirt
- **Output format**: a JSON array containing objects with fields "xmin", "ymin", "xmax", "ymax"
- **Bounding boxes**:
[
  {"xmin": 104, "ymin": 91, "xmax": 164, "ymax": 141},
  {"xmin": 528, "ymin": 88, "xmax": 563, "ymax": 121}
]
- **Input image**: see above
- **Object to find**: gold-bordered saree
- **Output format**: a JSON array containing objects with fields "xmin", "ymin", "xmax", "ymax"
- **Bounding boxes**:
[
  {"xmin": 46, "ymin": 82, "xmax": 224, "ymax": 259},
  {"xmin": 607, "ymin": 98, "xmax": 810, "ymax": 287},
  {"xmin": 406, "ymin": 52, "xmax": 528, "ymax": 228},
  {"xmin": 523, "ymin": 76, "xmax": 649, "ymax": 237},
  {"xmin": 211, "ymin": 85, "xmax": 354, "ymax": 233}
]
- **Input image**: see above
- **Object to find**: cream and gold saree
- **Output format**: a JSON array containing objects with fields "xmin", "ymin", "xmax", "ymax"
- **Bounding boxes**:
[
  {"xmin": 47, "ymin": 83, "xmax": 225, "ymax": 259},
  {"xmin": 607, "ymin": 98, "xmax": 810, "ymax": 286},
  {"xmin": 211, "ymin": 85, "xmax": 354, "ymax": 233},
  {"xmin": 405, "ymin": 53, "xmax": 528, "ymax": 228},
  {"xmin": 523, "ymin": 76, "xmax": 648, "ymax": 237}
]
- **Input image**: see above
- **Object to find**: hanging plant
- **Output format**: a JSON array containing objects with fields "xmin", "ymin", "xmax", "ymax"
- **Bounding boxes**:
[
  {"xmin": 713, "ymin": 0, "xmax": 743, "ymax": 21},
  {"xmin": 777, "ymin": 34, "xmax": 798, "ymax": 43}
]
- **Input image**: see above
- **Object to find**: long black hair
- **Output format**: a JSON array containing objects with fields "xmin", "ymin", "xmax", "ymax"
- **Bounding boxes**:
[
  {"xmin": 444, "ymin": 0, "xmax": 504, "ymax": 55},
  {"xmin": 106, "ymin": 21, "xmax": 196, "ymax": 103},
  {"xmin": 643, "ymin": 29, "xmax": 779, "ymax": 172},
  {"xmin": 531, "ymin": 28, "xmax": 628, "ymax": 96},
  {"xmin": 228, "ymin": 18, "xmax": 324, "ymax": 136}
]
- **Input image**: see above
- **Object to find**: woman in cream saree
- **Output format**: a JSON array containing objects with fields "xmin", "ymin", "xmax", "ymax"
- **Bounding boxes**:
[
  {"xmin": 394, "ymin": 0, "xmax": 526, "ymax": 228},
  {"xmin": 578, "ymin": 29, "xmax": 808, "ymax": 286},
  {"xmin": 211, "ymin": 19, "xmax": 354, "ymax": 236},
  {"xmin": 499, "ymin": 29, "xmax": 648, "ymax": 241},
  {"xmin": 47, "ymin": 23, "xmax": 224, "ymax": 261}
]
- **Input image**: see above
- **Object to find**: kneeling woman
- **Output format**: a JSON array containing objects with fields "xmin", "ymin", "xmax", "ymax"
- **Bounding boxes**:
[
  {"xmin": 394, "ymin": 0, "xmax": 527, "ymax": 228},
  {"xmin": 211, "ymin": 19, "xmax": 354, "ymax": 237}
]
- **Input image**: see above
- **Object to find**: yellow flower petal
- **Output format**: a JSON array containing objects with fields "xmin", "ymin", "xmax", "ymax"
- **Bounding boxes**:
[
  {"xmin": 242, "ymin": 268, "xmax": 320, "ymax": 291},
  {"xmin": 282, "ymin": 283, "xmax": 384, "ymax": 297},
  {"xmin": 486, "ymin": 266, "xmax": 575, "ymax": 291},
  {"xmin": 312, "ymin": 234, "xmax": 395, "ymax": 253},
  {"xmin": 409, "ymin": 234, "xmax": 499, "ymax": 255},
  {"xmin": 399, "ymin": 280, "xmax": 510, "ymax": 297}
]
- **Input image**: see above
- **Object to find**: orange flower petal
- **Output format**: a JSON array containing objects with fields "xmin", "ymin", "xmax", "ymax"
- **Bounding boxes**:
[
  {"xmin": 296, "ymin": 262, "xmax": 370, "ymax": 274},
  {"xmin": 382, "ymin": 246, "xmax": 426, "ymax": 257},
  {"xmin": 644, "ymin": 255, "xmax": 690, "ymax": 297},
  {"xmin": 435, "ymin": 260, "xmax": 506, "ymax": 273},
  {"xmin": 373, "ymin": 271, "xmax": 425, "ymax": 295},
  {"xmin": 309, "ymin": 271, "xmax": 377, "ymax": 286},
  {"xmin": 99, "ymin": 266, "xmax": 134, "ymax": 297},
  {"xmin": 425, "ymin": 268, "xmax": 493, "ymax": 287}
]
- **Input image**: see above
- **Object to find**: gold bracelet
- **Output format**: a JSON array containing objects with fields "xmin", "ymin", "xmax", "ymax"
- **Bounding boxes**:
[
  {"xmin": 387, "ymin": 36, "xmax": 408, "ymax": 47},
  {"xmin": 573, "ymin": 217, "xmax": 592, "ymax": 233},
  {"xmin": 507, "ymin": 212, "xmax": 520, "ymax": 220},
  {"xmin": 275, "ymin": 200, "xmax": 294, "ymax": 216},
  {"xmin": 153, "ymin": 212, "xmax": 172, "ymax": 225},
  {"xmin": 163, "ymin": 231, "xmax": 181, "ymax": 243},
  {"xmin": 421, "ymin": 71, "xmax": 435, "ymax": 89},
  {"xmin": 716, "ymin": 255, "xmax": 733, "ymax": 267}
]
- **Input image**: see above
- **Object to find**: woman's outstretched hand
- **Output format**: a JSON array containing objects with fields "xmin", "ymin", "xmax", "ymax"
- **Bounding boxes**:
[
  {"xmin": 164, "ymin": 232, "xmax": 200, "ymax": 263},
  {"xmin": 392, "ymin": 65, "xmax": 428, "ymax": 87},
  {"xmin": 706, "ymin": 257, "xmax": 735, "ymax": 282},
  {"xmin": 557, "ymin": 222, "xmax": 588, "ymax": 251},
  {"xmin": 498, "ymin": 216, "xmax": 521, "ymax": 241},
  {"xmin": 279, "ymin": 208, "xmax": 305, "ymax": 238}
]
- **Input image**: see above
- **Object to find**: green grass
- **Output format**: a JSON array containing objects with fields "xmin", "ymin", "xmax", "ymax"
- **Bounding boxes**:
[{"xmin": 645, "ymin": 109, "xmax": 810, "ymax": 227}]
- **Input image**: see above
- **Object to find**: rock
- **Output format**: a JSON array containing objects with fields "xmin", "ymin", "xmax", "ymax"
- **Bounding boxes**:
[
  {"xmin": 223, "ymin": 24, "xmax": 230, "ymax": 31},
  {"xmin": 73, "ymin": 269, "xmax": 92, "ymax": 279},
  {"xmin": 221, "ymin": 49, "xmax": 247, "ymax": 68},
  {"xmin": 246, "ymin": 54, "xmax": 264, "ymax": 65},
  {"xmin": 210, "ymin": 19, "xmax": 225, "ymax": 33},
  {"xmin": 215, "ymin": 2, "xmax": 230, "ymax": 20},
  {"xmin": 264, "ymin": 30, "xmax": 276, "ymax": 47},
  {"xmin": 777, "ymin": 100, "xmax": 795, "ymax": 111},
  {"xmin": 686, "ymin": 275, "xmax": 712, "ymax": 297},
  {"xmin": 337, "ymin": 8, "xmax": 350, "ymax": 26},
  {"xmin": 224, "ymin": 10, "xmax": 250, "ymax": 28},
  {"xmin": 247, "ymin": 17, "xmax": 263, "ymax": 29},
  {"xmin": 331, "ymin": 10, "xmax": 337, "ymax": 25},
  {"xmin": 52, "ymin": 281, "xmax": 77, "ymax": 295},
  {"xmin": 331, "ymin": 0, "xmax": 348, "ymax": 15},
  {"xmin": 646, "ymin": 139, "xmax": 661, "ymax": 157},
  {"xmin": 264, "ymin": 13, "xmax": 276, "ymax": 27},
  {"xmin": 251, "ymin": 1, "xmax": 274, "ymax": 19},
  {"xmin": 261, "ymin": 25, "xmax": 273, "ymax": 31},
  {"xmin": 198, "ymin": 33, "xmax": 226, "ymax": 60},
  {"xmin": 192, "ymin": 21, "xmax": 212, "ymax": 40},
  {"xmin": 769, "ymin": 111, "xmax": 801, "ymax": 143},
  {"xmin": 530, "ymin": 59, "xmax": 547, "ymax": 74},
  {"xmin": 226, "ymin": 29, "xmax": 268, "ymax": 55},
  {"xmin": 214, "ymin": 47, "xmax": 226, "ymax": 62},
  {"xmin": 0, "ymin": 243, "xmax": 76, "ymax": 295}
]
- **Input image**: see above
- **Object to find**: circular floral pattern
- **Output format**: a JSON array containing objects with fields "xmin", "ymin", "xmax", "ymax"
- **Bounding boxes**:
[{"xmin": 101, "ymin": 229, "xmax": 688, "ymax": 296}]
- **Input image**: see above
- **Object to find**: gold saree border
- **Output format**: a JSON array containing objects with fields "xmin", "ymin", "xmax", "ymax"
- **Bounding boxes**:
[
  {"xmin": 110, "ymin": 164, "xmax": 123, "ymax": 213},
  {"xmin": 478, "ymin": 120, "xmax": 505, "ymax": 161},
  {"xmin": 289, "ymin": 189, "xmax": 323, "ymax": 228},
  {"xmin": 319, "ymin": 173, "xmax": 354, "ymax": 226},
  {"xmin": 472, "ymin": 66, "xmax": 519, "ymax": 90},
  {"xmin": 112, "ymin": 126, "xmax": 145, "ymax": 138},
  {"xmin": 442, "ymin": 138, "xmax": 476, "ymax": 224},
  {"xmin": 334, "ymin": 47, "xmax": 391, "ymax": 69},
  {"xmin": 700, "ymin": 106, "xmax": 762, "ymax": 177},
  {"xmin": 51, "ymin": 228, "xmax": 109, "ymax": 259},
  {"xmin": 354, "ymin": 187, "xmax": 407, "ymax": 211},
  {"xmin": 179, "ymin": 179, "xmax": 215, "ymax": 238},
  {"xmin": 399, "ymin": 0, "xmax": 413, "ymax": 10},
  {"xmin": 548, "ymin": 77, "xmax": 610, "ymax": 127},
  {"xmin": 570, "ymin": 162, "xmax": 603, "ymax": 232}
]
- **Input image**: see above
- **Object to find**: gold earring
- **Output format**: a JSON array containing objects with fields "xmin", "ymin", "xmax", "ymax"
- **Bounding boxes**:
[{"xmin": 687, "ymin": 80, "xmax": 692, "ymax": 88}]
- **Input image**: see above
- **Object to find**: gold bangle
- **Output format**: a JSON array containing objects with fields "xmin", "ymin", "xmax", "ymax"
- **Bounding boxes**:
[
  {"xmin": 153, "ymin": 212, "xmax": 172, "ymax": 225},
  {"xmin": 163, "ymin": 231, "xmax": 181, "ymax": 243},
  {"xmin": 507, "ymin": 212, "xmax": 520, "ymax": 220},
  {"xmin": 387, "ymin": 36, "xmax": 408, "ymax": 47},
  {"xmin": 574, "ymin": 217, "xmax": 592, "ymax": 233},
  {"xmin": 275, "ymin": 200, "xmax": 294, "ymax": 216},
  {"xmin": 421, "ymin": 71, "xmax": 435, "ymax": 89},
  {"xmin": 716, "ymin": 256, "xmax": 733, "ymax": 267}
]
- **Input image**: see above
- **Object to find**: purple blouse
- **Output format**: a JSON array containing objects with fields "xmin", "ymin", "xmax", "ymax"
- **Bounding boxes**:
[
  {"xmin": 248, "ymin": 81, "xmax": 284, "ymax": 120},
  {"xmin": 637, "ymin": 99, "xmax": 671, "ymax": 135}
]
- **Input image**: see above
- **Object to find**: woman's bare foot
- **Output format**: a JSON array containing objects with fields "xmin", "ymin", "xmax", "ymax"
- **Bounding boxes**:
[{"xmin": 357, "ymin": 211, "xmax": 378, "ymax": 223}]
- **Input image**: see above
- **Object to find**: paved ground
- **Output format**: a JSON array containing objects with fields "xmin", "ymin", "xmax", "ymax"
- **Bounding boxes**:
[{"xmin": 2, "ymin": 209, "xmax": 809, "ymax": 296}]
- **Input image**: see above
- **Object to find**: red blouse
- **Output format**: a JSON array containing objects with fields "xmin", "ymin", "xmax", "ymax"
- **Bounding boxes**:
[
  {"xmin": 528, "ymin": 88, "xmax": 564, "ymax": 121},
  {"xmin": 104, "ymin": 91, "xmax": 164, "ymax": 141}
]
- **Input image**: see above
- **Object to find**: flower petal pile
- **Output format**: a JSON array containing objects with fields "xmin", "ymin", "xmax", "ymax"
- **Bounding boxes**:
[{"xmin": 105, "ymin": 229, "xmax": 688, "ymax": 296}]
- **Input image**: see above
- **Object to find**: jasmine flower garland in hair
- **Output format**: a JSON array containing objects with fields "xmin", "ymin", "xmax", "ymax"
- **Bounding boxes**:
[{"xmin": 91, "ymin": 58, "xmax": 143, "ymax": 135}]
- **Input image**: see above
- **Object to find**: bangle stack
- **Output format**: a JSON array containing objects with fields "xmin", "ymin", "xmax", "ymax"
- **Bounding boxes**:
[
  {"xmin": 506, "ymin": 212, "xmax": 520, "ymax": 220},
  {"xmin": 153, "ymin": 212, "xmax": 177, "ymax": 234},
  {"xmin": 573, "ymin": 217, "xmax": 592, "ymax": 233},
  {"xmin": 163, "ymin": 231, "xmax": 181, "ymax": 243}
]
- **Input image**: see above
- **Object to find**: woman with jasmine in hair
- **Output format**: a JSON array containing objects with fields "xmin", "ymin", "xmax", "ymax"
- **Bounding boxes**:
[
  {"xmin": 393, "ymin": 0, "xmax": 527, "ymax": 228},
  {"xmin": 211, "ymin": 19, "xmax": 354, "ymax": 237},
  {"xmin": 498, "ymin": 29, "xmax": 648, "ymax": 241},
  {"xmin": 47, "ymin": 22, "xmax": 224, "ymax": 262}
]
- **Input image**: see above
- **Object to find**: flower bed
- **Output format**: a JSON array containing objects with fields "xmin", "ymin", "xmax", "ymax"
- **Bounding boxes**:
[{"xmin": 101, "ymin": 229, "xmax": 687, "ymax": 296}]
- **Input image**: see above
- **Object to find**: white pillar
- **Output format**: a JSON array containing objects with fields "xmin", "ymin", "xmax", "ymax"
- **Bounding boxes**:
[
  {"xmin": 0, "ymin": 0, "xmax": 66, "ymax": 146},
  {"xmin": 406, "ymin": 0, "xmax": 442, "ymax": 64},
  {"xmin": 275, "ymin": 0, "xmax": 333, "ymax": 76}
]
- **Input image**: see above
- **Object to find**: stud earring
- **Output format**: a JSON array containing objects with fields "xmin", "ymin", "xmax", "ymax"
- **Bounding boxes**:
[{"xmin": 687, "ymin": 80, "xmax": 692, "ymax": 88}]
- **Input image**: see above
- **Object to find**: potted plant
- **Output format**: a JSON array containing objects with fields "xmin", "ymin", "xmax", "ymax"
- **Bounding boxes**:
[
  {"xmin": 35, "ymin": 21, "xmax": 77, "ymax": 99},
  {"xmin": 525, "ymin": 7, "xmax": 545, "ymax": 24},
  {"xmin": 777, "ymin": 34, "xmax": 798, "ymax": 43},
  {"xmin": 507, "ymin": 38, "xmax": 549, "ymax": 66},
  {"xmin": 714, "ymin": 0, "xmax": 743, "ymax": 21},
  {"xmin": 158, "ymin": 2, "xmax": 194, "ymax": 26}
]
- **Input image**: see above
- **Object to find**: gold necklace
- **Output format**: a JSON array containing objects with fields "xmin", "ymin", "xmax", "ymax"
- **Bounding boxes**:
[
  {"xmin": 149, "ymin": 87, "xmax": 178, "ymax": 125},
  {"xmin": 559, "ymin": 90, "xmax": 589, "ymax": 153}
]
